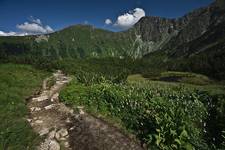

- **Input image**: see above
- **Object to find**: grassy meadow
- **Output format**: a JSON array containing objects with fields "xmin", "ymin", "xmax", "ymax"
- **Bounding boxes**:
[{"xmin": 0, "ymin": 64, "xmax": 48, "ymax": 149}]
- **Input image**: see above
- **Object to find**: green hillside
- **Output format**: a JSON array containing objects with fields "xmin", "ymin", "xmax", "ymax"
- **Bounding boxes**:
[{"xmin": 0, "ymin": 25, "xmax": 136, "ymax": 59}]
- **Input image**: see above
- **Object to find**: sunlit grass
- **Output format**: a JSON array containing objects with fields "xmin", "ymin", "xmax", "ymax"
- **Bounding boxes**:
[{"xmin": 0, "ymin": 64, "xmax": 48, "ymax": 150}]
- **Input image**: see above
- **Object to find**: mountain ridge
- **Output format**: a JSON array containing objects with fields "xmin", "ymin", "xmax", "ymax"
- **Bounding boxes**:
[
  {"xmin": 0, "ymin": 0, "xmax": 224, "ymax": 79},
  {"xmin": 0, "ymin": 1, "xmax": 223, "ymax": 59}
]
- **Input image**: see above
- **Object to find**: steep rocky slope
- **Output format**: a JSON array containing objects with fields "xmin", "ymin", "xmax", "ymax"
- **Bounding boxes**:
[
  {"xmin": 136, "ymin": 0, "xmax": 225, "ymax": 79},
  {"xmin": 143, "ymin": 19, "xmax": 225, "ymax": 79},
  {"xmin": 132, "ymin": 0, "xmax": 225, "ymax": 55}
]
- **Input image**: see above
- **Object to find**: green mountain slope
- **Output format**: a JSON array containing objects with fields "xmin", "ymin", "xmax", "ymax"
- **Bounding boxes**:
[{"xmin": 0, "ymin": 25, "xmax": 137, "ymax": 59}]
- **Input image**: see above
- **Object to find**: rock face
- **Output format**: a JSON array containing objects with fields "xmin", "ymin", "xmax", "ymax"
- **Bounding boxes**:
[
  {"xmin": 131, "ymin": 1, "xmax": 225, "ymax": 79},
  {"xmin": 216, "ymin": 0, "xmax": 225, "ymax": 9},
  {"xmin": 128, "ymin": 17, "xmax": 184, "ymax": 57},
  {"xmin": 139, "ymin": 1, "xmax": 225, "ymax": 79},
  {"xmin": 132, "ymin": 1, "xmax": 225, "ymax": 55},
  {"xmin": 134, "ymin": 17, "xmax": 183, "ymax": 42}
]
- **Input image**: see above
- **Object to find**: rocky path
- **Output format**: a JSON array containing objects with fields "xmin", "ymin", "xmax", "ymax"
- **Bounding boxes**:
[{"xmin": 27, "ymin": 71, "xmax": 143, "ymax": 150}]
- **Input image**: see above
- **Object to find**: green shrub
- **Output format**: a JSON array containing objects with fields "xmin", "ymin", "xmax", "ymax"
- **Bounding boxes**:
[
  {"xmin": 60, "ymin": 81, "xmax": 211, "ymax": 149},
  {"xmin": 75, "ymin": 68, "xmax": 129, "ymax": 85}
]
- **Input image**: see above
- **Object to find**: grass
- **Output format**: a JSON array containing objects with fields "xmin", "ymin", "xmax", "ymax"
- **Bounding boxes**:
[
  {"xmin": 159, "ymin": 71, "xmax": 212, "ymax": 85},
  {"xmin": 127, "ymin": 74, "xmax": 147, "ymax": 82},
  {"xmin": 0, "ymin": 63, "xmax": 49, "ymax": 150},
  {"xmin": 128, "ymin": 71, "xmax": 225, "ymax": 95},
  {"xmin": 143, "ymin": 71, "xmax": 213, "ymax": 85}
]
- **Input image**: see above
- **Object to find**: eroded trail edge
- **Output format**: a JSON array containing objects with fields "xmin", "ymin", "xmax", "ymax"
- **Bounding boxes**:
[{"xmin": 27, "ymin": 71, "xmax": 143, "ymax": 150}]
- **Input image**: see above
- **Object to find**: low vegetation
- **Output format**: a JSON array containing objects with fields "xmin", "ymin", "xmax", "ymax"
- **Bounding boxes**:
[
  {"xmin": 142, "ymin": 71, "xmax": 213, "ymax": 85},
  {"xmin": 0, "ymin": 64, "xmax": 48, "ymax": 149},
  {"xmin": 60, "ymin": 69, "xmax": 225, "ymax": 149}
]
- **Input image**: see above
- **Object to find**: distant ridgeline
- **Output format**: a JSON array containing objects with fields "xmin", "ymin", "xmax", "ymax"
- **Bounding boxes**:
[{"xmin": 0, "ymin": 1, "xmax": 225, "ymax": 79}]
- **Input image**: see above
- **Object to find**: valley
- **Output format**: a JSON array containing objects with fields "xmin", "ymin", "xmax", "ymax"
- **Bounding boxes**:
[
  {"xmin": 0, "ymin": 0, "xmax": 225, "ymax": 150},
  {"xmin": 0, "ymin": 62, "xmax": 224, "ymax": 149}
]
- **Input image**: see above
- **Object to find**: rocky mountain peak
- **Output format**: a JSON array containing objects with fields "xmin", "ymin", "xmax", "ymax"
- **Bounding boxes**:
[
  {"xmin": 133, "ymin": 16, "xmax": 181, "ymax": 42},
  {"xmin": 215, "ymin": 0, "xmax": 225, "ymax": 9},
  {"xmin": 132, "ymin": 0, "xmax": 225, "ymax": 54}
]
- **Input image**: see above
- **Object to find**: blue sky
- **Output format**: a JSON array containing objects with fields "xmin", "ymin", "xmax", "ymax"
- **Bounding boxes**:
[{"xmin": 0, "ymin": 0, "xmax": 213, "ymax": 35}]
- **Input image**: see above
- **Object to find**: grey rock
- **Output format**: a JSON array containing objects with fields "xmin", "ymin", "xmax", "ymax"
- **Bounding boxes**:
[
  {"xmin": 49, "ymin": 130, "xmax": 56, "ymax": 139},
  {"xmin": 44, "ymin": 104, "xmax": 56, "ymax": 110},
  {"xmin": 39, "ymin": 128, "xmax": 49, "ymax": 136},
  {"xmin": 58, "ymin": 128, "xmax": 68, "ymax": 137},
  {"xmin": 35, "ymin": 120, "xmax": 43, "ymax": 124},
  {"xmin": 49, "ymin": 140, "xmax": 60, "ymax": 150}
]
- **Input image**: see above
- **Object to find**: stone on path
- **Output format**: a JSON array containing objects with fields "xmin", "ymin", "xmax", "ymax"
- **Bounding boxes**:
[
  {"xmin": 56, "ymin": 128, "xmax": 68, "ymax": 141},
  {"xmin": 32, "ymin": 95, "xmax": 49, "ymax": 102},
  {"xmin": 35, "ymin": 120, "xmax": 43, "ymax": 124},
  {"xmin": 39, "ymin": 128, "xmax": 49, "ymax": 136},
  {"xmin": 44, "ymin": 104, "xmax": 56, "ymax": 110},
  {"xmin": 48, "ymin": 130, "xmax": 56, "ymax": 139},
  {"xmin": 30, "ymin": 107, "xmax": 41, "ymax": 112},
  {"xmin": 49, "ymin": 140, "xmax": 60, "ymax": 150}
]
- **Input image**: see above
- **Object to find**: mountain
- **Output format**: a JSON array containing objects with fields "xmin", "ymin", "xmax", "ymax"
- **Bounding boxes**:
[
  {"xmin": 0, "ymin": 1, "xmax": 224, "ymax": 59},
  {"xmin": 0, "ymin": 25, "xmax": 134, "ymax": 59},
  {"xmin": 131, "ymin": 0, "xmax": 225, "ymax": 79},
  {"xmin": 0, "ymin": 0, "xmax": 224, "ymax": 79},
  {"xmin": 133, "ymin": 0, "xmax": 225, "ymax": 55}
]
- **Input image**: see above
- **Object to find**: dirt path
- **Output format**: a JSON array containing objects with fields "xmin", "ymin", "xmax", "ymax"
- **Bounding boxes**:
[{"xmin": 27, "ymin": 71, "xmax": 143, "ymax": 150}]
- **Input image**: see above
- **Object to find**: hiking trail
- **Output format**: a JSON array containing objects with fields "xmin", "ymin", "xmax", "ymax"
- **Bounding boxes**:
[{"xmin": 27, "ymin": 71, "xmax": 143, "ymax": 150}]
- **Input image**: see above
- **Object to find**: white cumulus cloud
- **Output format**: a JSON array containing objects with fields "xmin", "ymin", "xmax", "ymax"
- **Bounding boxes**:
[
  {"xmin": 114, "ymin": 8, "xmax": 145, "ymax": 29},
  {"xmin": 0, "ymin": 31, "xmax": 28, "ymax": 36},
  {"xmin": 16, "ymin": 21, "xmax": 53, "ymax": 34},
  {"xmin": 0, "ymin": 31, "xmax": 16, "ymax": 36},
  {"xmin": 105, "ymin": 19, "xmax": 112, "ymax": 25},
  {"xmin": 0, "ymin": 17, "xmax": 54, "ymax": 36}
]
